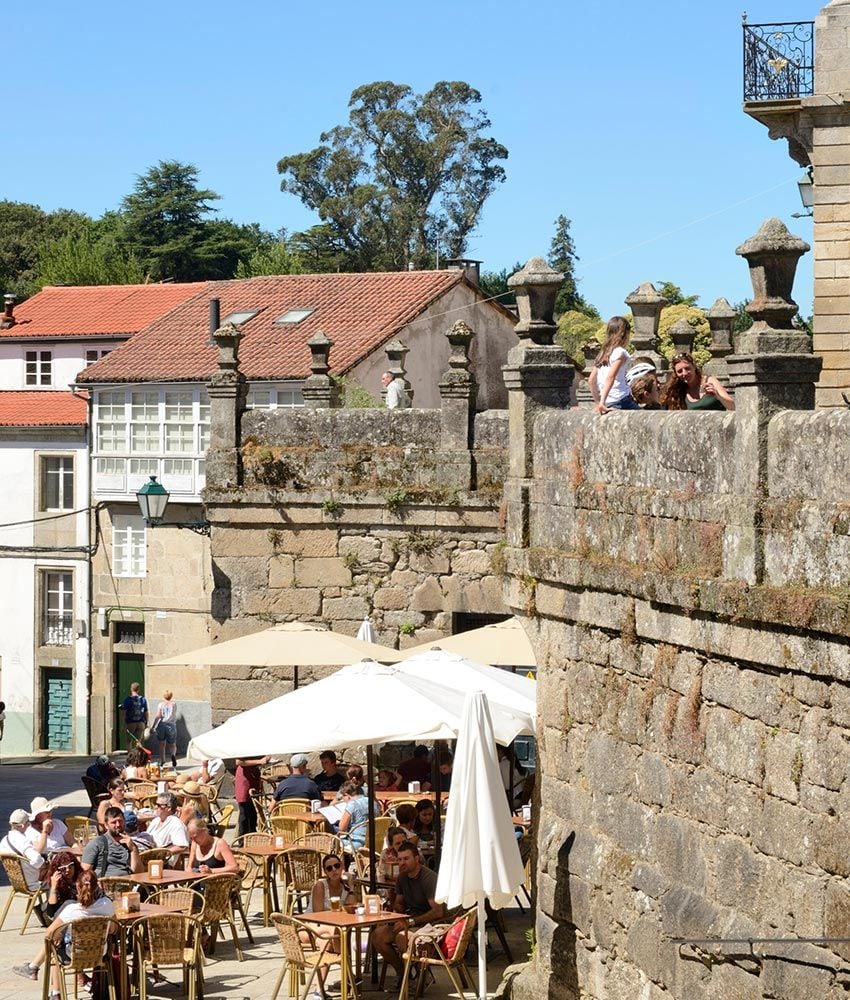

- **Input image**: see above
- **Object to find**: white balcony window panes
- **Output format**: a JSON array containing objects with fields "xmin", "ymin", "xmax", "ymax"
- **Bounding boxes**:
[
  {"xmin": 113, "ymin": 514, "xmax": 146, "ymax": 578},
  {"xmin": 198, "ymin": 392, "xmax": 211, "ymax": 451},
  {"xmin": 162, "ymin": 458, "xmax": 194, "ymax": 493},
  {"xmin": 40, "ymin": 456, "xmax": 74, "ymax": 511},
  {"xmin": 130, "ymin": 392, "xmax": 160, "ymax": 453},
  {"xmin": 95, "ymin": 457, "xmax": 126, "ymax": 493},
  {"xmin": 247, "ymin": 390, "xmax": 272, "ymax": 410},
  {"xmin": 26, "ymin": 350, "xmax": 53, "ymax": 387},
  {"xmin": 197, "ymin": 459, "xmax": 205, "ymax": 488},
  {"xmin": 164, "ymin": 392, "xmax": 194, "ymax": 454},
  {"xmin": 127, "ymin": 458, "xmax": 159, "ymax": 492},
  {"xmin": 277, "ymin": 387, "xmax": 304, "ymax": 408},
  {"xmin": 96, "ymin": 392, "xmax": 127, "ymax": 453},
  {"xmin": 43, "ymin": 571, "xmax": 73, "ymax": 645}
]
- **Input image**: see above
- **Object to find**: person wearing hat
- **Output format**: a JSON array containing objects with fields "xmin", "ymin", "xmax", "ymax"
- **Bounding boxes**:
[
  {"xmin": 624, "ymin": 358, "xmax": 662, "ymax": 410},
  {"xmin": 176, "ymin": 781, "xmax": 210, "ymax": 826},
  {"xmin": 1, "ymin": 809, "xmax": 47, "ymax": 891},
  {"xmin": 26, "ymin": 797, "xmax": 73, "ymax": 853},
  {"xmin": 273, "ymin": 753, "xmax": 321, "ymax": 802}
]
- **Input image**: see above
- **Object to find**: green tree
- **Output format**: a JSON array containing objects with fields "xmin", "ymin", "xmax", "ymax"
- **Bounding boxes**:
[
  {"xmin": 548, "ymin": 215, "xmax": 596, "ymax": 316},
  {"xmin": 479, "ymin": 263, "xmax": 523, "ymax": 307},
  {"xmin": 277, "ymin": 81, "xmax": 508, "ymax": 272},
  {"xmin": 657, "ymin": 303, "xmax": 711, "ymax": 367},
  {"xmin": 236, "ymin": 229, "xmax": 303, "ymax": 277},
  {"xmin": 0, "ymin": 201, "xmax": 90, "ymax": 298},
  {"xmin": 656, "ymin": 280, "xmax": 699, "ymax": 307},
  {"xmin": 38, "ymin": 219, "xmax": 145, "ymax": 286},
  {"xmin": 556, "ymin": 310, "xmax": 606, "ymax": 365}
]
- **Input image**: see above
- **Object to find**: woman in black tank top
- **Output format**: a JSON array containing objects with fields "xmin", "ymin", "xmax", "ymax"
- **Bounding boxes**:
[{"xmin": 186, "ymin": 817, "xmax": 238, "ymax": 875}]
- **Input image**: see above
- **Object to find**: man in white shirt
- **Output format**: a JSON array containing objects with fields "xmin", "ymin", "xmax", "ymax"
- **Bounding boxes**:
[
  {"xmin": 146, "ymin": 792, "xmax": 189, "ymax": 859},
  {"xmin": 381, "ymin": 371, "xmax": 411, "ymax": 409},
  {"xmin": 0, "ymin": 808, "xmax": 46, "ymax": 890},
  {"xmin": 26, "ymin": 797, "xmax": 71, "ymax": 854}
]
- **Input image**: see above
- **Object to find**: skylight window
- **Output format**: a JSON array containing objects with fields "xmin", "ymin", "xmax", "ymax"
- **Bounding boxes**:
[
  {"xmin": 223, "ymin": 310, "xmax": 258, "ymax": 325},
  {"xmin": 275, "ymin": 308, "xmax": 314, "ymax": 325}
]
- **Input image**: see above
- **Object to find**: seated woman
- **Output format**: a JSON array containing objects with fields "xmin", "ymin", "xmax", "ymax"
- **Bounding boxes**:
[
  {"xmin": 122, "ymin": 746, "xmax": 150, "ymax": 782},
  {"xmin": 379, "ymin": 827, "xmax": 407, "ymax": 884},
  {"xmin": 186, "ymin": 817, "xmax": 238, "ymax": 875},
  {"xmin": 663, "ymin": 352, "xmax": 735, "ymax": 411},
  {"xmin": 337, "ymin": 780, "xmax": 372, "ymax": 850},
  {"xmin": 302, "ymin": 853, "xmax": 359, "ymax": 953},
  {"xmin": 412, "ymin": 800, "xmax": 437, "ymax": 848},
  {"xmin": 26, "ymin": 798, "xmax": 74, "ymax": 853},
  {"xmin": 394, "ymin": 804, "xmax": 417, "ymax": 843},
  {"xmin": 96, "ymin": 778, "xmax": 136, "ymax": 831},
  {"xmin": 12, "ymin": 852, "xmax": 81, "ymax": 983},
  {"xmin": 46, "ymin": 870, "xmax": 114, "ymax": 998},
  {"xmin": 376, "ymin": 769, "xmax": 401, "ymax": 792}
]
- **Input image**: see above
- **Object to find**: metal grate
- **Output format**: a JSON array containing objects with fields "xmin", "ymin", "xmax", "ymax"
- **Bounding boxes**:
[{"xmin": 743, "ymin": 19, "xmax": 814, "ymax": 101}]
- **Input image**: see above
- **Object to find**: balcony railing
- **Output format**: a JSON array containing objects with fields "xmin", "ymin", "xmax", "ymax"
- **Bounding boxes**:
[
  {"xmin": 44, "ymin": 614, "xmax": 74, "ymax": 646},
  {"xmin": 743, "ymin": 18, "xmax": 814, "ymax": 101}
]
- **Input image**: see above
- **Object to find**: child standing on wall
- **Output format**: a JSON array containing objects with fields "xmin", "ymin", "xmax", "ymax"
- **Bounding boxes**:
[{"xmin": 589, "ymin": 317, "xmax": 640, "ymax": 413}]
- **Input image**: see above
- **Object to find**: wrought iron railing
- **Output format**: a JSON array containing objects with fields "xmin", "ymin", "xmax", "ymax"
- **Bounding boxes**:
[{"xmin": 743, "ymin": 18, "xmax": 814, "ymax": 101}]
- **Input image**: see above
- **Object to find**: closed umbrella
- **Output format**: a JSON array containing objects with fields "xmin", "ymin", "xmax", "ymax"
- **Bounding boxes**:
[
  {"xmin": 436, "ymin": 691, "xmax": 526, "ymax": 1000},
  {"xmin": 398, "ymin": 618, "xmax": 537, "ymax": 668},
  {"xmin": 356, "ymin": 617, "xmax": 377, "ymax": 643}
]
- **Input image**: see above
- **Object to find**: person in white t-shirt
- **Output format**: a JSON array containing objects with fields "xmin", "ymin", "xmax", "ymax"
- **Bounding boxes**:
[
  {"xmin": 381, "ymin": 371, "xmax": 411, "ymax": 409},
  {"xmin": 147, "ymin": 792, "xmax": 189, "ymax": 860},
  {"xmin": 589, "ymin": 316, "xmax": 640, "ymax": 413},
  {"xmin": 48, "ymin": 870, "xmax": 114, "ymax": 996},
  {"xmin": 0, "ymin": 808, "xmax": 46, "ymax": 890},
  {"xmin": 26, "ymin": 797, "xmax": 74, "ymax": 854}
]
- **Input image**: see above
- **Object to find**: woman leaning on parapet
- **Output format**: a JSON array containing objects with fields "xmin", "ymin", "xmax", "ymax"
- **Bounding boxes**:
[
  {"xmin": 662, "ymin": 352, "xmax": 735, "ymax": 411},
  {"xmin": 589, "ymin": 316, "xmax": 640, "ymax": 414}
]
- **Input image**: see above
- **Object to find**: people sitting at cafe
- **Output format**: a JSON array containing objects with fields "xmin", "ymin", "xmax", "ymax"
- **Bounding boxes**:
[
  {"xmin": 1, "ymin": 808, "xmax": 47, "ymax": 893},
  {"xmin": 147, "ymin": 791, "xmax": 190, "ymax": 860},
  {"xmin": 81, "ymin": 806, "xmax": 141, "ymax": 876},
  {"xmin": 96, "ymin": 778, "xmax": 135, "ymax": 831},
  {"xmin": 412, "ymin": 800, "xmax": 437, "ymax": 847},
  {"xmin": 394, "ymin": 804, "xmax": 417, "ymax": 842},
  {"xmin": 186, "ymin": 817, "xmax": 238, "ymax": 875},
  {"xmin": 337, "ymin": 780, "xmax": 373, "ymax": 850},
  {"xmin": 45, "ymin": 871, "xmax": 115, "ymax": 997},
  {"xmin": 372, "ymin": 841, "xmax": 445, "ymax": 984},
  {"xmin": 122, "ymin": 746, "xmax": 150, "ymax": 781},
  {"xmin": 436, "ymin": 750, "xmax": 453, "ymax": 793},
  {"xmin": 186, "ymin": 757, "xmax": 225, "ymax": 786},
  {"xmin": 376, "ymin": 768, "xmax": 401, "ymax": 792},
  {"xmin": 312, "ymin": 750, "xmax": 344, "ymax": 794},
  {"xmin": 177, "ymin": 781, "xmax": 210, "ymax": 825},
  {"xmin": 26, "ymin": 797, "xmax": 74, "ymax": 853},
  {"xmin": 124, "ymin": 811, "xmax": 156, "ymax": 851},
  {"xmin": 273, "ymin": 753, "xmax": 321, "ymax": 802},
  {"xmin": 301, "ymin": 852, "xmax": 358, "ymax": 955},
  {"xmin": 397, "ymin": 745, "xmax": 432, "ymax": 789},
  {"xmin": 379, "ymin": 826, "xmax": 407, "ymax": 884},
  {"xmin": 12, "ymin": 852, "xmax": 82, "ymax": 983},
  {"xmin": 84, "ymin": 754, "xmax": 119, "ymax": 793},
  {"xmin": 333, "ymin": 764, "xmax": 366, "ymax": 801}
]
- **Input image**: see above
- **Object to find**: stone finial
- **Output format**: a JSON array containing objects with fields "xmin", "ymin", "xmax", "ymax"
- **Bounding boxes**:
[
  {"xmin": 576, "ymin": 341, "xmax": 601, "ymax": 409},
  {"xmin": 444, "ymin": 320, "xmax": 475, "ymax": 375},
  {"xmin": 624, "ymin": 282, "xmax": 668, "ymax": 369},
  {"xmin": 439, "ymin": 321, "xmax": 477, "ymax": 484},
  {"xmin": 302, "ymin": 330, "xmax": 341, "ymax": 408},
  {"xmin": 384, "ymin": 338, "xmax": 413, "ymax": 402},
  {"xmin": 507, "ymin": 257, "xmax": 564, "ymax": 345},
  {"xmin": 668, "ymin": 317, "xmax": 697, "ymax": 357},
  {"xmin": 706, "ymin": 297, "xmax": 736, "ymax": 357},
  {"xmin": 736, "ymin": 217, "xmax": 810, "ymax": 332},
  {"xmin": 212, "ymin": 322, "xmax": 242, "ymax": 374}
]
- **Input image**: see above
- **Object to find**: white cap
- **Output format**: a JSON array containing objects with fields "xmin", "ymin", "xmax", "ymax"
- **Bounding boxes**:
[{"xmin": 9, "ymin": 808, "xmax": 29, "ymax": 826}]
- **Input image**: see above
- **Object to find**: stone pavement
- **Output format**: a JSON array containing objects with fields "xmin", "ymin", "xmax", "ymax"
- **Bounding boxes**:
[{"xmin": 0, "ymin": 757, "xmax": 531, "ymax": 998}]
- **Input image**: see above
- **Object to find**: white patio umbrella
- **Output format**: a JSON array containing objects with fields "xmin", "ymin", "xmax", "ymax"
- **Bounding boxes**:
[
  {"xmin": 398, "ymin": 618, "xmax": 537, "ymax": 668},
  {"xmin": 436, "ymin": 691, "xmax": 526, "ymax": 1000},
  {"xmin": 356, "ymin": 617, "xmax": 377, "ymax": 643},
  {"xmin": 186, "ymin": 659, "xmax": 531, "ymax": 761}
]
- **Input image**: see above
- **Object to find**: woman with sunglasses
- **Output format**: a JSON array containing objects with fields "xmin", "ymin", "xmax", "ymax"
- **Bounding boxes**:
[
  {"xmin": 663, "ymin": 351, "xmax": 735, "ymax": 411},
  {"xmin": 12, "ymin": 852, "xmax": 81, "ymax": 984},
  {"xmin": 302, "ymin": 854, "xmax": 358, "ymax": 955},
  {"xmin": 95, "ymin": 777, "xmax": 136, "ymax": 831}
]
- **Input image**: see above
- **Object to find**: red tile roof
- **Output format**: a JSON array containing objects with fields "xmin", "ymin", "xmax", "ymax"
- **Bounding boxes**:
[
  {"xmin": 77, "ymin": 271, "xmax": 476, "ymax": 383},
  {"xmin": 1, "ymin": 283, "xmax": 204, "ymax": 340},
  {"xmin": 0, "ymin": 391, "xmax": 87, "ymax": 427}
]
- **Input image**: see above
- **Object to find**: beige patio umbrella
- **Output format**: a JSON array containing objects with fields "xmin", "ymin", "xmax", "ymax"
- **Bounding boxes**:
[
  {"xmin": 398, "ymin": 617, "xmax": 537, "ymax": 667},
  {"xmin": 151, "ymin": 621, "xmax": 404, "ymax": 668}
]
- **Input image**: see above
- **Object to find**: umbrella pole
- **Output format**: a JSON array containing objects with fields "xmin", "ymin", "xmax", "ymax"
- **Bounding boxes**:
[
  {"xmin": 477, "ymin": 898, "xmax": 487, "ymax": 999},
  {"xmin": 367, "ymin": 743, "xmax": 379, "ymax": 985},
  {"xmin": 433, "ymin": 740, "xmax": 442, "ymax": 869}
]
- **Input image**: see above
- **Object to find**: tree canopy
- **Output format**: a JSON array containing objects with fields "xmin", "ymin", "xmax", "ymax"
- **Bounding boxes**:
[
  {"xmin": 278, "ymin": 81, "xmax": 508, "ymax": 272},
  {"xmin": 548, "ymin": 215, "xmax": 596, "ymax": 316}
]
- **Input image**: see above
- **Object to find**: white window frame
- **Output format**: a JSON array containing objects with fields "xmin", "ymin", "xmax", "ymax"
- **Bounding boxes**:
[
  {"xmin": 112, "ymin": 513, "xmax": 147, "ymax": 578},
  {"xmin": 39, "ymin": 455, "xmax": 75, "ymax": 511},
  {"xmin": 25, "ymin": 349, "xmax": 53, "ymax": 387},
  {"xmin": 85, "ymin": 348, "xmax": 112, "ymax": 366},
  {"xmin": 245, "ymin": 382, "xmax": 304, "ymax": 410},
  {"xmin": 42, "ymin": 571, "xmax": 73, "ymax": 646}
]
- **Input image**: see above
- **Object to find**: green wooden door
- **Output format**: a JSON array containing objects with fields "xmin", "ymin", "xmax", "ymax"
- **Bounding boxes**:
[
  {"xmin": 115, "ymin": 653, "xmax": 145, "ymax": 751},
  {"xmin": 42, "ymin": 668, "xmax": 73, "ymax": 751}
]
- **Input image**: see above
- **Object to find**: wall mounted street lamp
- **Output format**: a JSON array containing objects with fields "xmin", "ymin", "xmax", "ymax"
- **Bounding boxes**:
[
  {"xmin": 135, "ymin": 476, "xmax": 210, "ymax": 536},
  {"xmin": 793, "ymin": 166, "xmax": 814, "ymax": 218}
]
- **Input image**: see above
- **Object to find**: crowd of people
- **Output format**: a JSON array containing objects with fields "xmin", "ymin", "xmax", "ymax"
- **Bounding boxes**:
[{"xmin": 589, "ymin": 316, "xmax": 736, "ymax": 414}]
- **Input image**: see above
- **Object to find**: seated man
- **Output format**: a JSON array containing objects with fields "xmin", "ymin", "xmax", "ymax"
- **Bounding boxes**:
[
  {"xmin": 1, "ymin": 808, "xmax": 47, "ymax": 893},
  {"xmin": 372, "ymin": 841, "xmax": 445, "ymax": 984},
  {"xmin": 84, "ymin": 754, "xmax": 118, "ymax": 793},
  {"xmin": 81, "ymin": 806, "xmax": 141, "ymax": 876},
  {"xmin": 147, "ymin": 792, "xmax": 190, "ymax": 860},
  {"xmin": 397, "ymin": 745, "xmax": 432, "ymax": 790},
  {"xmin": 312, "ymin": 750, "xmax": 344, "ymax": 795},
  {"xmin": 273, "ymin": 753, "xmax": 321, "ymax": 802}
]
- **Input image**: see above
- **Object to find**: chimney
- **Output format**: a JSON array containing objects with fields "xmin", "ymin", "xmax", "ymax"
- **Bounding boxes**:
[
  {"xmin": 445, "ymin": 258, "xmax": 481, "ymax": 287},
  {"xmin": 1, "ymin": 293, "xmax": 15, "ymax": 328},
  {"xmin": 208, "ymin": 297, "xmax": 220, "ymax": 347}
]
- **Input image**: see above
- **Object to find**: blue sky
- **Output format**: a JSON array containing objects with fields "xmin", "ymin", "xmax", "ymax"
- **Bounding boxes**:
[{"xmin": 4, "ymin": 1, "xmax": 817, "ymax": 318}]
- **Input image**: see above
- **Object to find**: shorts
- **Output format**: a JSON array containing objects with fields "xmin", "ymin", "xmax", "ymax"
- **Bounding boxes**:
[
  {"xmin": 157, "ymin": 721, "xmax": 177, "ymax": 744},
  {"xmin": 607, "ymin": 395, "xmax": 640, "ymax": 410}
]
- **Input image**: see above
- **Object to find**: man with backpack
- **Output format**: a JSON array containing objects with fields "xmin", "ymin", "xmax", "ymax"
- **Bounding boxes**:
[{"xmin": 120, "ymin": 682, "xmax": 148, "ymax": 745}]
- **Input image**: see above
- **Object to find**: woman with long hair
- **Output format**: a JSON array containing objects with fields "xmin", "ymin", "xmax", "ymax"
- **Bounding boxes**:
[
  {"xmin": 152, "ymin": 690, "xmax": 178, "ymax": 769},
  {"xmin": 96, "ymin": 777, "xmax": 135, "ymax": 830},
  {"xmin": 662, "ymin": 352, "xmax": 735, "ymax": 411},
  {"xmin": 589, "ymin": 317, "xmax": 640, "ymax": 413}
]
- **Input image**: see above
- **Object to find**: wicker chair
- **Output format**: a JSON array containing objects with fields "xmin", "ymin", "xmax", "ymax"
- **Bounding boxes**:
[
  {"xmin": 64, "ymin": 814, "xmax": 98, "ymax": 842},
  {"xmin": 261, "ymin": 762, "xmax": 292, "ymax": 789},
  {"xmin": 128, "ymin": 781, "xmax": 158, "ymax": 809},
  {"xmin": 146, "ymin": 886, "xmax": 204, "ymax": 915},
  {"xmin": 80, "ymin": 776, "xmax": 109, "ymax": 819},
  {"xmin": 294, "ymin": 832, "xmax": 343, "ymax": 856},
  {"xmin": 270, "ymin": 814, "xmax": 308, "ymax": 842},
  {"xmin": 277, "ymin": 848, "xmax": 323, "ymax": 915},
  {"xmin": 45, "ymin": 915, "xmax": 117, "ymax": 1000},
  {"xmin": 133, "ymin": 913, "xmax": 203, "ymax": 1000},
  {"xmin": 208, "ymin": 803, "xmax": 235, "ymax": 838},
  {"xmin": 98, "ymin": 876, "xmax": 136, "ymax": 900},
  {"xmin": 269, "ymin": 798, "xmax": 312, "ymax": 817},
  {"xmin": 269, "ymin": 912, "xmax": 353, "ymax": 1000},
  {"xmin": 138, "ymin": 847, "xmax": 172, "ymax": 867},
  {"xmin": 342, "ymin": 815, "xmax": 391, "ymax": 862},
  {"xmin": 232, "ymin": 832, "xmax": 272, "ymax": 849},
  {"xmin": 399, "ymin": 906, "xmax": 477, "ymax": 1000},
  {"xmin": 0, "ymin": 854, "xmax": 46, "ymax": 933},
  {"xmin": 248, "ymin": 788, "xmax": 271, "ymax": 833},
  {"xmin": 386, "ymin": 798, "xmax": 424, "ymax": 817},
  {"xmin": 197, "ymin": 873, "xmax": 246, "ymax": 960},
  {"xmin": 232, "ymin": 850, "xmax": 264, "ymax": 925}
]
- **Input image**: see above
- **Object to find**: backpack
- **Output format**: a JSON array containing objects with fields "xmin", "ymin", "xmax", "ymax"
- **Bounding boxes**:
[{"xmin": 126, "ymin": 695, "xmax": 146, "ymax": 723}]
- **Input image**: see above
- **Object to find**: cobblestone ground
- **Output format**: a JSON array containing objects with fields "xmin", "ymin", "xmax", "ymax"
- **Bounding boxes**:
[{"xmin": 0, "ymin": 757, "xmax": 530, "ymax": 998}]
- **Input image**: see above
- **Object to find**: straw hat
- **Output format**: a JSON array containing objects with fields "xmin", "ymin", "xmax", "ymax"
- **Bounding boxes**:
[
  {"xmin": 174, "ymin": 774, "xmax": 189, "ymax": 785},
  {"xmin": 181, "ymin": 780, "xmax": 204, "ymax": 797}
]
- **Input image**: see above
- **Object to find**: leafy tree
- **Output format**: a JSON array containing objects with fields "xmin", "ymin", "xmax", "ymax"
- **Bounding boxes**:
[
  {"xmin": 0, "ymin": 201, "xmax": 90, "ymax": 298},
  {"xmin": 479, "ymin": 263, "xmax": 523, "ymax": 307},
  {"xmin": 289, "ymin": 224, "xmax": 356, "ymax": 274},
  {"xmin": 656, "ymin": 280, "xmax": 699, "ymax": 307},
  {"xmin": 548, "ymin": 215, "xmax": 596, "ymax": 316},
  {"xmin": 733, "ymin": 299, "xmax": 754, "ymax": 334},
  {"xmin": 38, "ymin": 219, "xmax": 145, "ymax": 286},
  {"xmin": 556, "ymin": 310, "xmax": 606, "ymax": 365},
  {"xmin": 277, "ymin": 81, "xmax": 508, "ymax": 272},
  {"xmin": 236, "ymin": 229, "xmax": 303, "ymax": 278},
  {"xmin": 657, "ymin": 303, "xmax": 711, "ymax": 367}
]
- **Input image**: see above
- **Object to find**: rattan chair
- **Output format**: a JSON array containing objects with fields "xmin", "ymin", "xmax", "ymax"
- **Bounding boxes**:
[
  {"xmin": 277, "ymin": 848, "xmax": 322, "ymax": 915},
  {"xmin": 399, "ymin": 906, "xmax": 477, "ymax": 1000},
  {"xmin": 197, "ymin": 873, "xmax": 245, "ymax": 960},
  {"xmin": 98, "ymin": 876, "xmax": 135, "ymax": 900},
  {"xmin": 63, "ymin": 814, "xmax": 98, "ymax": 842},
  {"xmin": 232, "ymin": 850, "xmax": 264, "ymax": 925},
  {"xmin": 0, "ymin": 854, "xmax": 46, "ymax": 933},
  {"xmin": 270, "ymin": 814, "xmax": 308, "ymax": 842},
  {"xmin": 133, "ymin": 912, "xmax": 203, "ymax": 1000},
  {"xmin": 342, "ymin": 815, "xmax": 390, "ymax": 862},
  {"xmin": 81, "ymin": 776, "xmax": 109, "ymax": 819},
  {"xmin": 45, "ymin": 915, "xmax": 117, "ymax": 1000},
  {"xmin": 269, "ymin": 798, "xmax": 312, "ymax": 817},
  {"xmin": 294, "ymin": 832, "xmax": 343, "ymax": 856},
  {"xmin": 209, "ymin": 802, "xmax": 235, "ymax": 838},
  {"xmin": 128, "ymin": 781, "xmax": 158, "ymax": 809},
  {"xmin": 248, "ymin": 788, "xmax": 271, "ymax": 833},
  {"xmin": 232, "ymin": 831, "xmax": 273, "ymax": 849},
  {"xmin": 269, "ymin": 912, "xmax": 352, "ymax": 1000},
  {"xmin": 138, "ymin": 847, "xmax": 172, "ymax": 866},
  {"xmin": 146, "ymin": 886, "xmax": 205, "ymax": 915}
]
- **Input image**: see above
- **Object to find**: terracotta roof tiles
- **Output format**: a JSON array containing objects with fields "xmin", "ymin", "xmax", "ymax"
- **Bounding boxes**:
[
  {"xmin": 0, "ymin": 391, "xmax": 87, "ymax": 427},
  {"xmin": 76, "ymin": 271, "xmax": 469, "ymax": 383}
]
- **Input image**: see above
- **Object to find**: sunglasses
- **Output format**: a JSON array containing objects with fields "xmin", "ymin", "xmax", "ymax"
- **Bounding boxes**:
[
  {"xmin": 57, "ymin": 863, "xmax": 75, "ymax": 871},
  {"xmin": 324, "ymin": 863, "xmax": 342, "ymax": 872}
]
